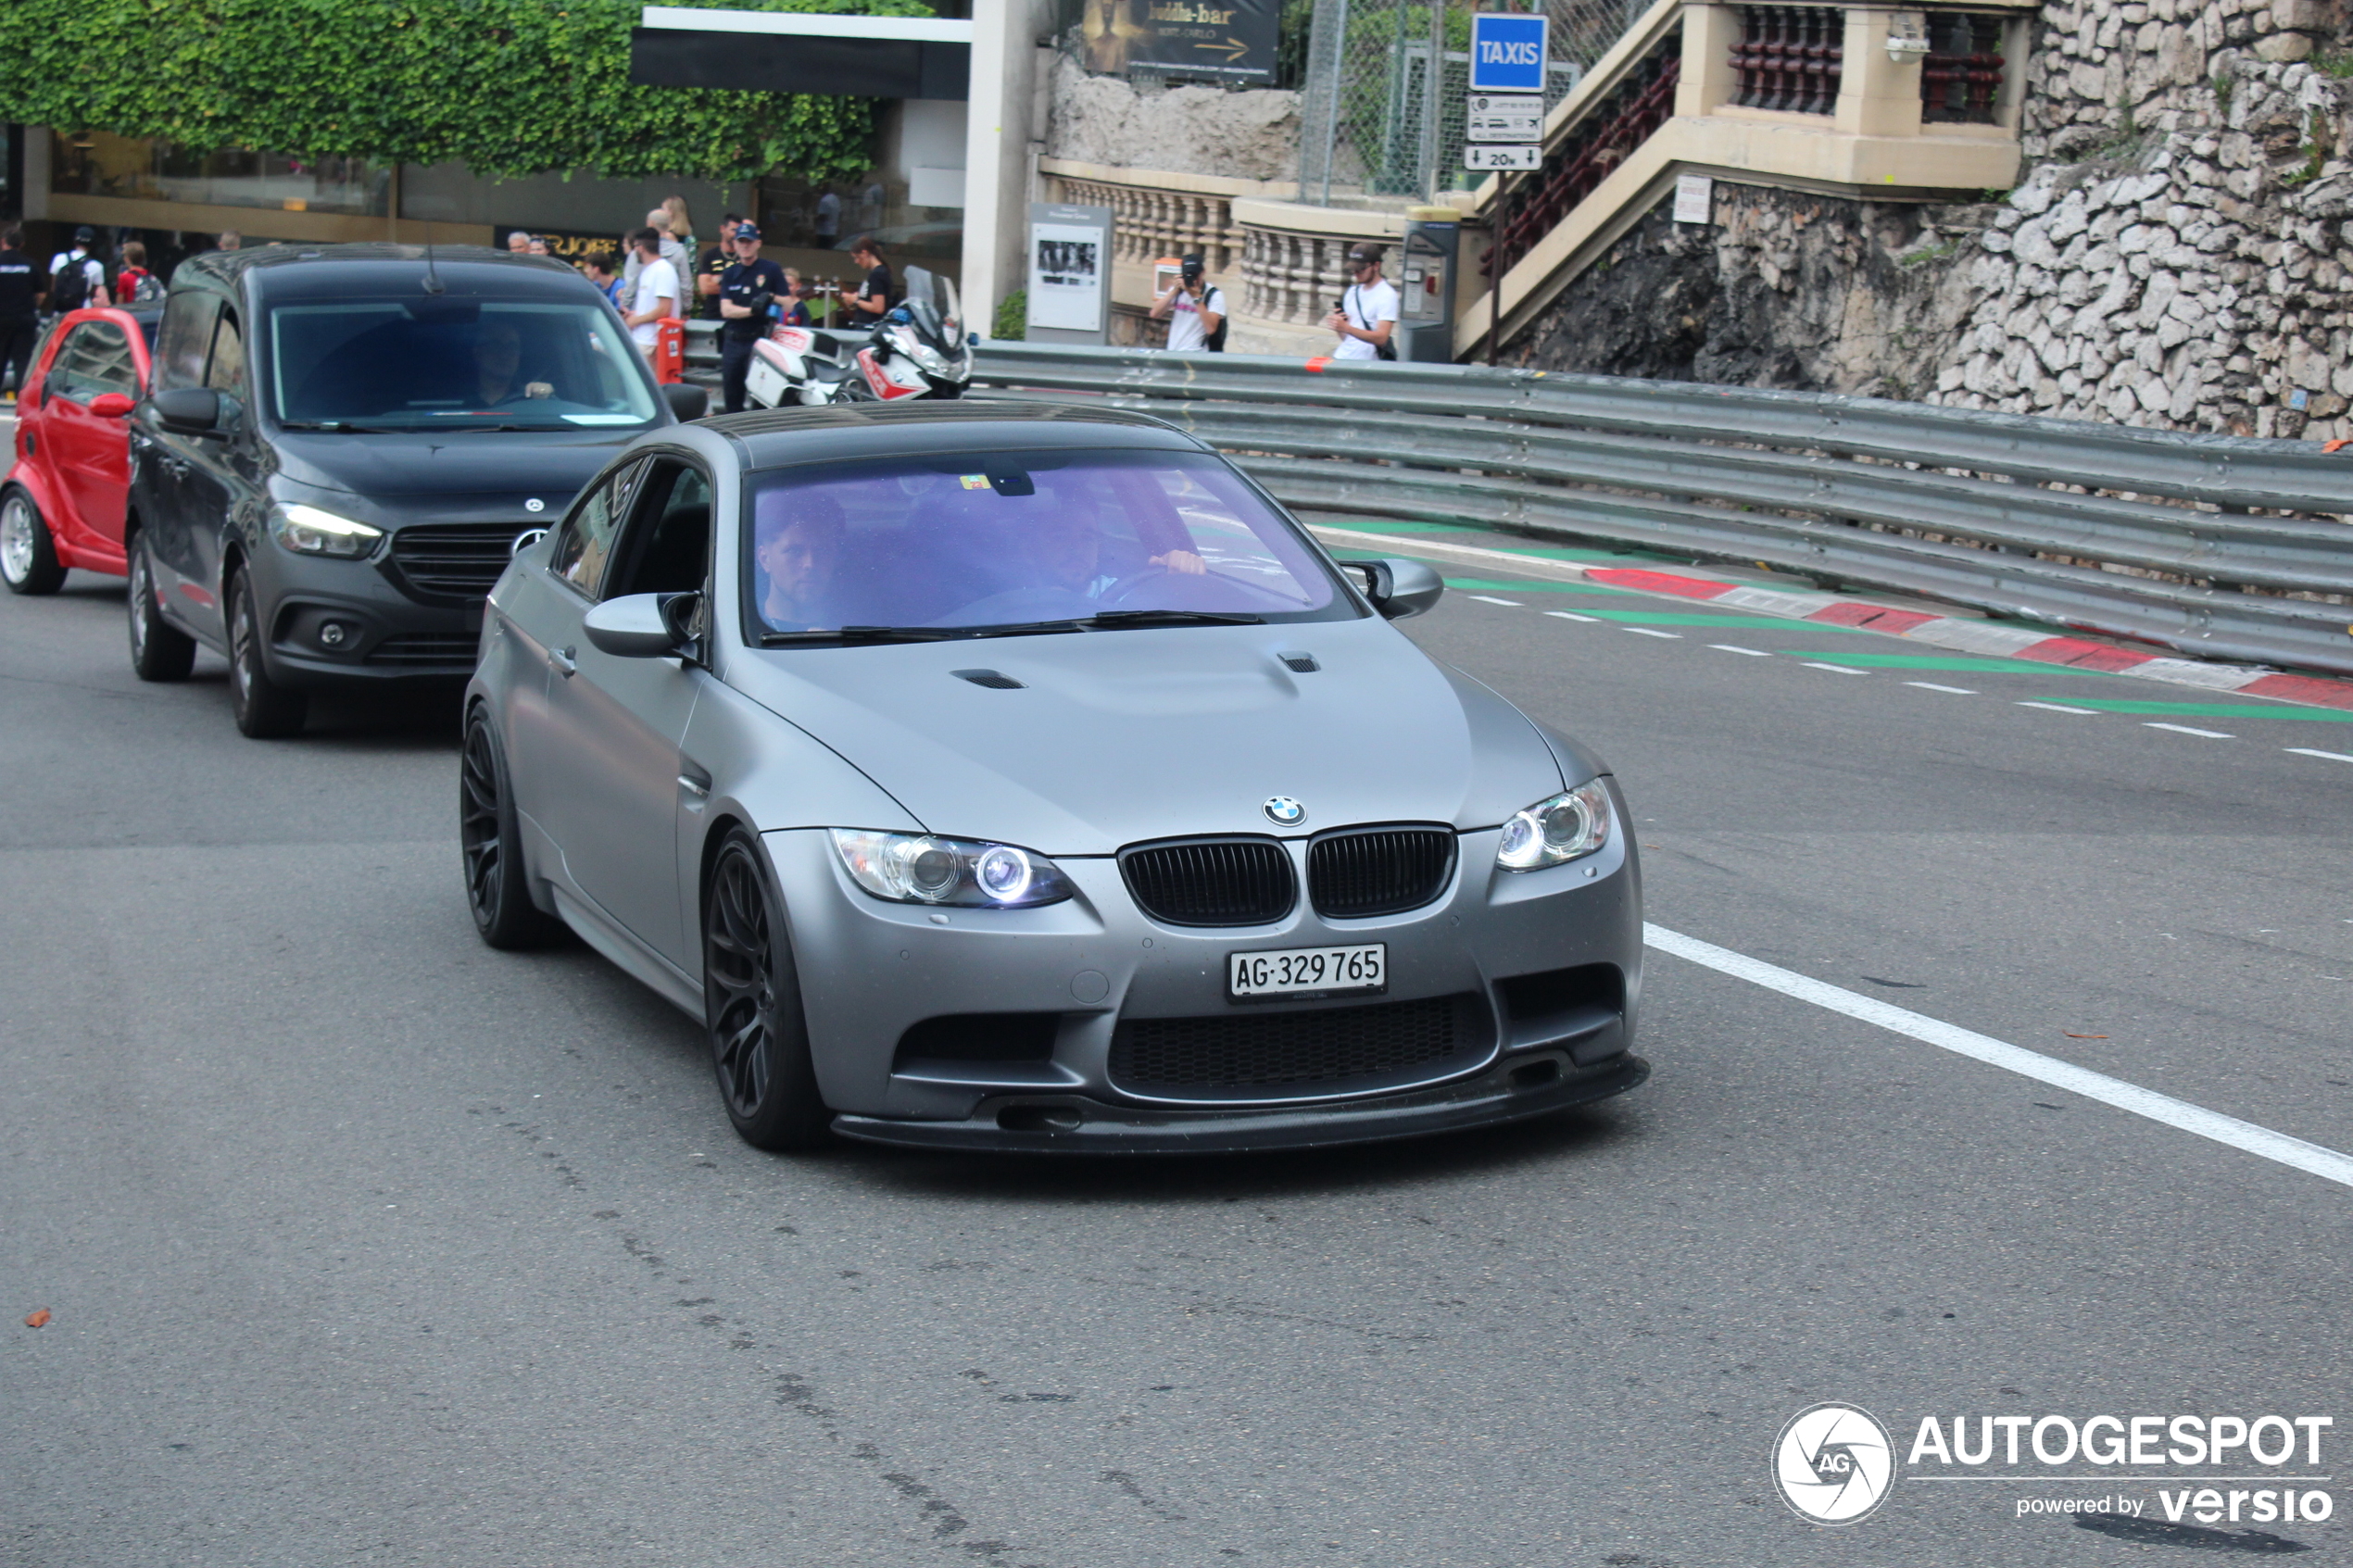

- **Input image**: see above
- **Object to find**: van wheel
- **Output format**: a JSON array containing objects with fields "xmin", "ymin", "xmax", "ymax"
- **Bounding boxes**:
[
  {"xmin": 127, "ymin": 535, "xmax": 196, "ymax": 681},
  {"xmin": 0, "ymin": 491, "xmax": 65, "ymax": 595},
  {"xmin": 226, "ymin": 570, "xmax": 308, "ymax": 737}
]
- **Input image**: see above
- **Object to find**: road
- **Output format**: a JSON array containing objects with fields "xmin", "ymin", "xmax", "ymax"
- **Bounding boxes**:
[{"xmin": 4, "ymin": 523, "xmax": 2349, "ymax": 1567}]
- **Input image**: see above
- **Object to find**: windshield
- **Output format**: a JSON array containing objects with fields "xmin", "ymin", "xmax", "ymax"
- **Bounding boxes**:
[
  {"xmin": 897, "ymin": 266, "xmax": 963, "ymax": 354},
  {"xmin": 744, "ymin": 449, "xmax": 1349, "ymax": 639},
  {"xmin": 266, "ymin": 296, "xmax": 661, "ymax": 430}
]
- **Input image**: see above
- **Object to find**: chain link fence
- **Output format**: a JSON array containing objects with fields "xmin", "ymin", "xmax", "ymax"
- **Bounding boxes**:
[{"xmin": 1297, "ymin": 0, "xmax": 1649, "ymax": 204}]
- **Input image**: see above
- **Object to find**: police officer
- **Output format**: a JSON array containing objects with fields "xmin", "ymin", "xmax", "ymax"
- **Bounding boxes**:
[
  {"xmin": 0, "ymin": 228, "xmax": 38, "ymax": 404},
  {"xmin": 716, "ymin": 220, "xmax": 788, "ymax": 414}
]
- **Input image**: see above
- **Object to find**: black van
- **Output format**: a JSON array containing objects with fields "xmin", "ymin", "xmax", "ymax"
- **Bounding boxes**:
[{"xmin": 125, "ymin": 245, "xmax": 705, "ymax": 736}]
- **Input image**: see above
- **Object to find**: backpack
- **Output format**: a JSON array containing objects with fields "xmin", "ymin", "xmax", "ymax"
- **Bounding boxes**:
[
  {"xmin": 123, "ymin": 268, "xmax": 163, "ymax": 305},
  {"xmin": 48, "ymin": 255, "xmax": 90, "ymax": 314},
  {"xmin": 1204, "ymin": 286, "xmax": 1228, "ymax": 352}
]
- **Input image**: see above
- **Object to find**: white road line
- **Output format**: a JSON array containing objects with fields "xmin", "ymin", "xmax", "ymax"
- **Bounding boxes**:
[
  {"xmin": 1623, "ymin": 627, "xmax": 1681, "ymax": 639},
  {"xmin": 1467, "ymin": 595, "xmax": 1523, "ymax": 607},
  {"xmin": 2020, "ymin": 701, "xmax": 2100, "ymax": 715},
  {"xmin": 1802, "ymin": 661, "xmax": 1868, "ymax": 674},
  {"xmin": 2288, "ymin": 746, "xmax": 2353, "ymax": 763},
  {"xmin": 1643, "ymin": 922, "xmax": 2353, "ymax": 1192},
  {"xmin": 1906, "ymin": 682, "xmax": 1977, "ymax": 695},
  {"xmin": 1709, "ymin": 644, "xmax": 1772, "ymax": 656},
  {"xmin": 2145, "ymin": 721, "xmax": 2234, "ymax": 738},
  {"xmin": 1546, "ymin": 610, "xmax": 1600, "ymax": 623}
]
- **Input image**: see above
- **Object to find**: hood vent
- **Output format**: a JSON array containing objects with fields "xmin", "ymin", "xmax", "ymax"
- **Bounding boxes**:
[
  {"xmin": 952, "ymin": 669, "xmax": 1026, "ymax": 689},
  {"xmin": 1278, "ymin": 652, "xmax": 1320, "ymax": 672}
]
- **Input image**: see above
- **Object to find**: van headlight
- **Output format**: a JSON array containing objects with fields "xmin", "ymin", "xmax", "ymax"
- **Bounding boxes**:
[
  {"xmin": 1495, "ymin": 780, "xmax": 1612, "ymax": 871},
  {"xmin": 830, "ymin": 830, "xmax": 1076, "ymax": 908},
  {"xmin": 271, "ymin": 503, "xmax": 384, "ymax": 558}
]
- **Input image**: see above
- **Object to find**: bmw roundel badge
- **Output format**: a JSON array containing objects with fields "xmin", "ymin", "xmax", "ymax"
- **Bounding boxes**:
[{"xmin": 1262, "ymin": 797, "xmax": 1307, "ymax": 828}]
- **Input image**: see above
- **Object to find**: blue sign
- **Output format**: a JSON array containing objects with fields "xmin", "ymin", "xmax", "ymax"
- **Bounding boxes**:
[{"xmin": 1469, "ymin": 13, "xmax": 1549, "ymax": 93}]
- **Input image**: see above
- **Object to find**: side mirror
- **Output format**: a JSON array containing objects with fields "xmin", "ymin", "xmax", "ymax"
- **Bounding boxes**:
[
  {"xmin": 1348, "ymin": 558, "xmax": 1445, "ymax": 620},
  {"xmin": 584, "ymin": 593, "xmax": 683, "ymax": 658},
  {"xmin": 151, "ymin": 387, "xmax": 221, "ymax": 434},
  {"xmin": 90, "ymin": 392, "xmax": 136, "ymax": 418},
  {"xmin": 663, "ymin": 383, "xmax": 710, "ymax": 421}
]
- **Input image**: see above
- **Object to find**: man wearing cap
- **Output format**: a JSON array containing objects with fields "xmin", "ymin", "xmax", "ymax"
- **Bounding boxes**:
[
  {"xmin": 716, "ymin": 220, "xmax": 789, "ymax": 413},
  {"xmin": 1322, "ymin": 245, "xmax": 1398, "ymax": 361},
  {"xmin": 1150, "ymin": 253, "xmax": 1226, "ymax": 353},
  {"xmin": 44, "ymin": 227, "xmax": 107, "ymax": 319}
]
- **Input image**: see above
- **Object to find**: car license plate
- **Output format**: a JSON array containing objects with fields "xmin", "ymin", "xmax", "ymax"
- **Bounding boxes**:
[{"xmin": 1228, "ymin": 943, "xmax": 1386, "ymax": 1002}]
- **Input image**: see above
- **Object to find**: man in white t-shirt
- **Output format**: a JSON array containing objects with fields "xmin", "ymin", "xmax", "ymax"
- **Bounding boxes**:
[
  {"xmin": 45, "ymin": 227, "xmax": 108, "ymax": 316},
  {"xmin": 1151, "ymin": 253, "xmax": 1226, "ymax": 352},
  {"xmin": 623, "ymin": 226, "xmax": 680, "ymax": 358},
  {"xmin": 1323, "ymin": 244, "xmax": 1398, "ymax": 361}
]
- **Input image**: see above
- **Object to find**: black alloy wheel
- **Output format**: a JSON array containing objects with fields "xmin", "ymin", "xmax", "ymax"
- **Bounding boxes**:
[
  {"xmin": 459, "ymin": 708, "xmax": 559, "ymax": 949},
  {"xmin": 225, "ymin": 570, "xmax": 308, "ymax": 738},
  {"xmin": 0, "ymin": 490, "xmax": 66, "ymax": 596},
  {"xmin": 126, "ymin": 534, "xmax": 196, "ymax": 682},
  {"xmin": 703, "ymin": 829, "xmax": 830, "ymax": 1150}
]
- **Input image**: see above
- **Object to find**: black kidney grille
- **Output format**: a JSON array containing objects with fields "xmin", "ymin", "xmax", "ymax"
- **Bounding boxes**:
[
  {"xmin": 366, "ymin": 633, "xmax": 479, "ymax": 667},
  {"xmin": 1307, "ymin": 826, "xmax": 1456, "ymax": 919},
  {"xmin": 1111, "ymin": 994, "xmax": 1473, "ymax": 1093},
  {"xmin": 1120, "ymin": 838, "xmax": 1294, "ymax": 926},
  {"xmin": 388, "ymin": 523, "xmax": 530, "ymax": 599}
]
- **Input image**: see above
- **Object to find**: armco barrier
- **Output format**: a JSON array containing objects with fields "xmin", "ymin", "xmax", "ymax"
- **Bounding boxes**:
[{"xmin": 969, "ymin": 343, "xmax": 2353, "ymax": 678}]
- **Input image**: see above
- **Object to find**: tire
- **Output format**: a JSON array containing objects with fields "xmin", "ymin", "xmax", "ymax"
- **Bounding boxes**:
[
  {"xmin": 0, "ymin": 490, "xmax": 66, "ymax": 596},
  {"xmin": 459, "ymin": 706, "xmax": 560, "ymax": 949},
  {"xmin": 703, "ymin": 828, "xmax": 831, "ymax": 1150},
  {"xmin": 126, "ymin": 533, "xmax": 196, "ymax": 682},
  {"xmin": 225, "ymin": 569, "xmax": 308, "ymax": 738}
]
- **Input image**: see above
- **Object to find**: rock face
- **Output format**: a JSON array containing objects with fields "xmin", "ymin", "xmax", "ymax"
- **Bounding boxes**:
[
  {"xmin": 1514, "ymin": 188, "xmax": 1994, "ymax": 401},
  {"xmin": 1517, "ymin": 0, "xmax": 2353, "ymax": 438},
  {"xmin": 1044, "ymin": 55, "xmax": 1302, "ymax": 183}
]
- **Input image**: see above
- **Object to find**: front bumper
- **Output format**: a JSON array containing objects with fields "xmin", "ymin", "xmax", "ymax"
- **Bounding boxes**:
[
  {"xmin": 766, "ymin": 800, "xmax": 1645, "ymax": 1149},
  {"xmin": 249, "ymin": 541, "xmax": 484, "ymax": 689},
  {"xmin": 832, "ymin": 1050, "xmax": 1649, "ymax": 1154}
]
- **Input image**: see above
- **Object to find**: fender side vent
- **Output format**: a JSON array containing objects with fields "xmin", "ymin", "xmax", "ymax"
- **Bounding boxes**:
[
  {"xmin": 1278, "ymin": 652, "xmax": 1319, "ymax": 672},
  {"xmin": 952, "ymin": 668, "xmax": 1026, "ymax": 689}
]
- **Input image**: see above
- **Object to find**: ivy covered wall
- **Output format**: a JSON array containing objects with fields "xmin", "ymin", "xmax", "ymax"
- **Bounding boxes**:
[{"xmin": 0, "ymin": 0, "xmax": 935, "ymax": 182}]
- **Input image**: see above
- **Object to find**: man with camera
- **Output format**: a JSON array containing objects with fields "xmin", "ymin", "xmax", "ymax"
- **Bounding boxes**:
[
  {"xmin": 717, "ymin": 220, "xmax": 789, "ymax": 413},
  {"xmin": 1150, "ymin": 252, "xmax": 1226, "ymax": 353}
]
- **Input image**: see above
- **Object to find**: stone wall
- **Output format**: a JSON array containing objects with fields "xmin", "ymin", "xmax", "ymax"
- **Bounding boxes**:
[
  {"xmin": 1515, "ymin": 0, "xmax": 2353, "ymax": 440},
  {"xmin": 1042, "ymin": 55, "xmax": 1302, "ymax": 184}
]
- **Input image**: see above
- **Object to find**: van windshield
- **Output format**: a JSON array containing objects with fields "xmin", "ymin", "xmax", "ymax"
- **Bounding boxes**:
[{"xmin": 266, "ymin": 297, "xmax": 660, "ymax": 430}]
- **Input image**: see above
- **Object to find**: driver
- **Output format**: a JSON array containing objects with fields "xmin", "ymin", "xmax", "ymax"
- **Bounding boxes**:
[
  {"xmin": 472, "ymin": 320, "xmax": 552, "ymax": 406},
  {"xmin": 1017, "ymin": 502, "xmax": 1205, "ymax": 598},
  {"xmin": 755, "ymin": 495, "xmax": 845, "ymax": 628}
]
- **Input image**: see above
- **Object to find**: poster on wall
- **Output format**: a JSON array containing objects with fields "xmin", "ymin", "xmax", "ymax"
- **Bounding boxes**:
[
  {"xmin": 1026, "ymin": 204, "xmax": 1114, "ymax": 342},
  {"xmin": 1079, "ymin": 0, "xmax": 1280, "ymax": 84}
]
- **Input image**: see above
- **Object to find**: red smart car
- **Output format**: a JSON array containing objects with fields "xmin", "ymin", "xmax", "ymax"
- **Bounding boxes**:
[{"xmin": 1, "ymin": 305, "xmax": 158, "ymax": 595}]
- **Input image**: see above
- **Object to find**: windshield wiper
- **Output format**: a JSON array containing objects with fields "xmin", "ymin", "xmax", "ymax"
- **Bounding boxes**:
[
  {"xmin": 1079, "ymin": 609, "xmax": 1265, "ymax": 628},
  {"xmin": 277, "ymin": 420, "xmax": 393, "ymax": 433},
  {"xmin": 758, "ymin": 621, "xmax": 1089, "ymax": 646}
]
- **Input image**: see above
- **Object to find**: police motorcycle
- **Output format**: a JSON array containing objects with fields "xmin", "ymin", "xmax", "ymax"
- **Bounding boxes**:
[{"xmin": 745, "ymin": 265, "xmax": 972, "ymax": 408}]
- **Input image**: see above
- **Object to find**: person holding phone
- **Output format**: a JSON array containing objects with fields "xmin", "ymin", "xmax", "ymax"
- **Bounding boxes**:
[{"xmin": 1322, "ymin": 245, "xmax": 1398, "ymax": 361}]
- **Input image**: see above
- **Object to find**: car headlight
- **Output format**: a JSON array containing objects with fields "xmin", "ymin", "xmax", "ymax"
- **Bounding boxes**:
[
  {"xmin": 271, "ymin": 503, "xmax": 384, "ymax": 558},
  {"xmin": 1495, "ymin": 779, "xmax": 1612, "ymax": 871},
  {"xmin": 830, "ymin": 829, "xmax": 1076, "ymax": 908}
]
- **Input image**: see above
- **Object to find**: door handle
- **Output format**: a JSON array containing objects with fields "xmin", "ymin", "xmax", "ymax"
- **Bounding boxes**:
[{"xmin": 549, "ymin": 646, "xmax": 577, "ymax": 677}]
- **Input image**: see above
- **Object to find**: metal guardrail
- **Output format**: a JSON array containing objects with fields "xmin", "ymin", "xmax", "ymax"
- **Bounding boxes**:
[{"xmin": 969, "ymin": 343, "xmax": 2353, "ymax": 678}]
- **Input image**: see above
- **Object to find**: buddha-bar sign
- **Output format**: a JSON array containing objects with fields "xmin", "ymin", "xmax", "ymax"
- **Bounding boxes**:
[{"xmin": 1080, "ymin": 0, "xmax": 1281, "ymax": 83}]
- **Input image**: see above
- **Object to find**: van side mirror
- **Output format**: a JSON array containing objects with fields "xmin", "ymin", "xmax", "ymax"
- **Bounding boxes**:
[
  {"xmin": 151, "ymin": 387, "xmax": 221, "ymax": 434},
  {"xmin": 663, "ymin": 383, "xmax": 710, "ymax": 421},
  {"xmin": 1347, "ymin": 558, "xmax": 1445, "ymax": 620}
]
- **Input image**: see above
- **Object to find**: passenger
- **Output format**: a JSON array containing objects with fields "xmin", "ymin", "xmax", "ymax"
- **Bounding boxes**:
[{"xmin": 754, "ymin": 496, "xmax": 845, "ymax": 628}]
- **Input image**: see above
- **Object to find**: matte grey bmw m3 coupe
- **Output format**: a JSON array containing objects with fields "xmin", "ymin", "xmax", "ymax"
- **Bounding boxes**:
[{"xmin": 461, "ymin": 403, "xmax": 1646, "ymax": 1153}]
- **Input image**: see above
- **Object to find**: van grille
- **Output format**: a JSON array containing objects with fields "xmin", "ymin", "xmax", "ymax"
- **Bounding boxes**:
[
  {"xmin": 1109, "ymin": 994, "xmax": 1478, "ymax": 1094},
  {"xmin": 388, "ymin": 523, "xmax": 531, "ymax": 600},
  {"xmin": 1307, "ymin": 825, "xmax": 1455, "ymax": 919}
]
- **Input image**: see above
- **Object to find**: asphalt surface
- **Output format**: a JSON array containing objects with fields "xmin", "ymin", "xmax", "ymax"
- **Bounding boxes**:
[{"xmin": 4, "ymin": 525, "xmax": 2349, "ymax": 1568}]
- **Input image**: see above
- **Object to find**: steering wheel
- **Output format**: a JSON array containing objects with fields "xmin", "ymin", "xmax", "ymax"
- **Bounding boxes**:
[{"xmin": 1094, "ymin": 564, "xmax": 1176, "ymax": 608}]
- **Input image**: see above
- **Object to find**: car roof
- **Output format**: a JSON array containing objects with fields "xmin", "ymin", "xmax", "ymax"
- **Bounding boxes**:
[
  {"xmin": 711, "ymin": 401, "xmax": 1207, "ymax": 468},
  {"xmin": 175, "ymin": 244, "xmax": 594, "ymax": 303}
]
